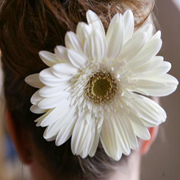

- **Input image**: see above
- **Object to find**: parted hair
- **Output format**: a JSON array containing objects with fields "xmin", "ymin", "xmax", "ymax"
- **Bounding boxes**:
[{"xmin": 0, "ymin": 0, "xmax": 154, "ymax": 179}]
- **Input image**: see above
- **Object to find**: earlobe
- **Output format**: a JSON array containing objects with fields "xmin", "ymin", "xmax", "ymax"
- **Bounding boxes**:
[
  {"xmin": 5, "ymin": 110, "xmax": 32, "ymax": 164},
  {"xmin": 140, "ymin": 126, "xmax": 159, "ymax": 155}
]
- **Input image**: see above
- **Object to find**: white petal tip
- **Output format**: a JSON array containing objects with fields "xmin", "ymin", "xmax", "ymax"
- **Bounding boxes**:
[
  {"xmin": 25, "ymin": 74, "xmax": 44, "ymax": 88},
  {"xmin": 38, "ymin": 51, "xmax": 48, "ymax": 60},
  {"xmin": 86, "ymin": 10, "xmax": 94, "ymax": 16},
  {"xmin": 25, "ymin": 76, "xmax": 31, "ymax": 86},
  {"xmin": 124, "ymin": 9, "xmax": 133, "ymax": 16}
]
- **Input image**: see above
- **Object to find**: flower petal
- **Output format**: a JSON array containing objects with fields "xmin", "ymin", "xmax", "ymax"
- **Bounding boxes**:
[
  {"xmin": 86, "ymin": 10, "xmax": 105, "ymax": 36},
  {"xmin": 116, "ymin": 32, "xmax": 147, "ymax": 63},
  {"xmin": 68, "ymin": 49, "xmax": 88, "ymax": 68},
  {"xmin": 51, "ymin": 63, "xmax": 78, "ymax": 79},
  {"xmin": 36, "ymin": 96, "xmax": 71, "ymax": 127},
  {"xmin": 128, "ymin": 56, "xmax": 164, "ymax": 75},
  {"xmin": 133, "ymin": 58, "xmax": 171, "ymax": 76},
  {"xmin": 71, "ymin": 112, "xmax": 96, "ymax": 158},
  {"xmin": 89, "ymin": 128, "xmax": 100, "ymax": 157},
  {"xmin": 36, "ymin": 105, "xmax": 69, "ymax": 128},
  {"xmin": 76, "ymin": 22, "xmax": 92, "ymax": 44},
  {"xmin": 39, "ymin": 68, "xmax": 66, "ymax": 87},
  {"xmin": 54, "ymin": 46, "xmax": 69, "ymax": 62},
  {"xmin": 135, "ymin": 24, "xmax": 154, "ymax": 41},
  {"xmin": 55, "ymin": 108, "xmax": 77, "ymax": 146},
  {"xmin": 35, "ymin": 110, "xmax": 52, "ymax": 126},
  {"xmin": 84, "ymin": 35, "xmax": 93, "ymax": 60},
  {"xmin": 106, "ymin": 13, "xmax": 124, "ymax": 60},
  {"xmin": 112, "ymin": 113, "xmax": 131, "ymax": 156},
  {"xmin": 31, "ymin": 90, "xmax": 43, "ymax": 105},
  {"xmin": 43, "ymin": 119, "xmax": 61, "ymax": 141},
  {"xmin": 65, "ymin": 32, "xmax": 83, "ymax": 53},
  {"xmin": 152, "ymin": 61, "xmax": 171, "ymax": 75},
  {"xmin": 30, "ymin": 105, "xmax": 47, "ymax": 114},
  {"xmin": 129, "ymin": 113, "xmax": 150, "ymax": 140},
  {"xmin": 55, "ymin": 107, "xmax": 77, "ymax": 146},
  {"xmin": 39, "ymin": 51, "xmax": 60, "ymax": 67},
  {"xmin": 25, "ymin": 74, "xmax": 44, "ymax": 88},
  {"xmin": 117, "ymin": 112, "xmax": 138, "ymax": 150},
  {"xmin": 131, "ymin": 94, "xmax": 167, "ymax": 127},
  {"xmin": 39, "ymin": 82, "xmax": 70, "ymax": 98},
  {"xmin": 128, "ymin": 38, "xmax": 162, "ymax": 67},
  {"xmin": 100, "ymin": 116, "xmax": 122, "ymax": 160},
  {"xmin": 38, "ymin": 92, "xmax": 70, "ymax": 109},
  {"xmin": 90, "ymin": 30, "xmax": 106, "ymax": 61},
  {"xmin": 134, "ymin": 74, "xmax": 179, "ymax": 97},
  {"xmin": 123, "ymin": 10, "xmax": 134, "ymax": 43},
  {"xmin": 151, "ymin": 31, "xmax": 161, "ymax": 40}
]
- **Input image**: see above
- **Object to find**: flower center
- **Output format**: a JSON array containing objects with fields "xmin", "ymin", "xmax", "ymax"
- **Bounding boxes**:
[{"xmin": 86, "ymin": 71, "xmax": 117, "ymax": 104}]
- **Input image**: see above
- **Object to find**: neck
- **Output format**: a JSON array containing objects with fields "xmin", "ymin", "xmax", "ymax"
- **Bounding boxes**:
[
  {"xmin": 108, "ymin": 151, "xmax": 141, "ymax": 180},
  {"xmin": 30, "ymin": 151, "xmax": 141, "ymax": 180}
]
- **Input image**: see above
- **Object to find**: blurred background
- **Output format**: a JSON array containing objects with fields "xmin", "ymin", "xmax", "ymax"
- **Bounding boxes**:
[
  {"xmin": 141, "ymin": 0, "xmax": 180, "ymax": 179},
  {"xmin": 0, "ymin": 0, "xmax": 180, "ymax": 179}
]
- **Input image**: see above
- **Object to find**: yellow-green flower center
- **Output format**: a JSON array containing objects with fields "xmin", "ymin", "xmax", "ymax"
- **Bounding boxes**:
[
  {"xmin": 86, "ymin": 71, "xmax": 117, "ymax": 104},
  {"xmin": 93, "ymin": 79, "xmax": 110, "ymax": 96}
]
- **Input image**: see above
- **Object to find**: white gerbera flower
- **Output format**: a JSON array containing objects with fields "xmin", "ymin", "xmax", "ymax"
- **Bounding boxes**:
[{"xmin": 25, "ymin": 10, "xmax": 178, "ymax": 160}]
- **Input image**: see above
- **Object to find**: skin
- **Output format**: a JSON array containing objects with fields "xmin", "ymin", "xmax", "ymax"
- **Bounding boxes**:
[
  {"xmin": 6, "ymin": 110, "xmax": 158, "ymax": 180},
  {"xmin": 109, "ymin": 150, "xmax": 141, "ymax": 180}
]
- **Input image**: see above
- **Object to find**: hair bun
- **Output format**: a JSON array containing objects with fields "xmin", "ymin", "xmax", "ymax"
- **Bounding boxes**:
[{"xmin": 64, "ymin": 0, "xmax": 154, "ymax": 29}]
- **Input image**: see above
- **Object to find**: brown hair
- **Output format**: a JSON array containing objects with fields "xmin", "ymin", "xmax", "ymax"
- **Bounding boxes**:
[{"xmin": 0, "ymin": 0, "xmax": 154, "ymax": 179}]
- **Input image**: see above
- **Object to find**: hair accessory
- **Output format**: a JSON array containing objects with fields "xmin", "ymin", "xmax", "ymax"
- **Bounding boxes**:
[{"xmin": 25, "ymin": 10, "xmax": 178, "ymax": 160}]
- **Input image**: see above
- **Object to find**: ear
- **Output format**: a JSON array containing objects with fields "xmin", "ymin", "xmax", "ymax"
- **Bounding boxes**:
[
  {"xmin": 140, "ymin": 126, "xmax": 159, "ymax": 155},
  {"xmin": 5, "ymin": 110, "xmax": 32, "ymax": 164}
]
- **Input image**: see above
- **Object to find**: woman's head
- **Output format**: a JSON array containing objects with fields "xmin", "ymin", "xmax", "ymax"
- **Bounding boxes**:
[{"xmin": 0, "ymin": 0, "xmax": 162, "ymax": 180}]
